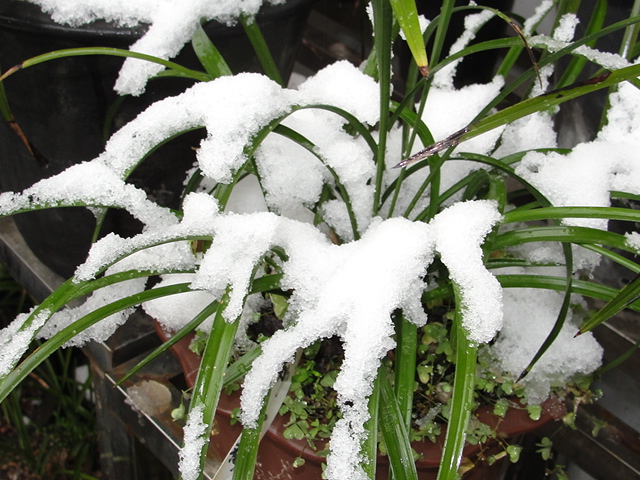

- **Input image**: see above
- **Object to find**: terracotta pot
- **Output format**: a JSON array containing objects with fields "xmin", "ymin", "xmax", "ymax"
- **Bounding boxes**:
[
  {"xmin": 156, "ymin": 325, "xmax": 566, "ymax": 479},
  {"xmin": 0, "ymin": 0, "xmax": 315, "ymax": 277}
]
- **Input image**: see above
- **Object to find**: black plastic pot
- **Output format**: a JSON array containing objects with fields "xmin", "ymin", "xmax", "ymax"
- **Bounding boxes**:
[{"xmin": 0, "ymin": 0, "xmax": 315, "ymax": 277}]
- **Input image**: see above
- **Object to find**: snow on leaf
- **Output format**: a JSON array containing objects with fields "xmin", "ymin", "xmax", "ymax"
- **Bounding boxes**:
[
  {"xmin": 234, "ymin": 216, "xmax": 434, "ymax": 479},
  {"xmin": 0, "ymin": 309, "xmax": 50, "ymax": 378},
  {"xmin": 25, "ymin": 0, "xmax": 285, "ymax": 95},
  {"xmin": 0, "ymin": 162, "xmax": 176, "ymax": 229},
  {"xmin": 178, "ymin": 402, "xmax": 207, "ymax": 480},
  {"xmin": 431, "ymin": 200, "xmax": 503, "ymax": 344}
]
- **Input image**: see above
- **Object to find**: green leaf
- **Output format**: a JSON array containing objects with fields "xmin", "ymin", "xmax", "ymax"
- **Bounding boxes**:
[
  {"xmin": 371, "ymin": 0, "xmax": 393, "ymax": 217},
  {"xmin": 394, "ymin": 314, "xmax": 418, "ymax": 430},
  {"xmin": 117, "ymin": 300, "xmax": 218, "ymax": 385},
  {"xmin": 506, "ymin": 445, "xmax": 522, "ymax": 463},
  {"xmin": 470, "ymin": 64, "xmax": 640, "ymax": 141},
  {"xmin": 233, "ymin": 403, "xmax": 266, "ymax": 480},
  {"xmin": 596, "ymin": 336, "xmax": 640, "ymax": 376},
  {"xmin": 493, "ymin": 398, "xmax": 508, "ymax": 418},
  {"xmin": 497, "ymin": 274, "xmax": 640, "ymax": 313},
  {"xmin": 437, "ymin": 288, "xmax": 478, "ymax": 480},
  {"xmin": 171, "ymin": 402, "xmax": 186, "ymax": 421},
  {"xmin": 273, "ymin": 124, "xmax": 362, "ymax": 240},
  {"xmin": 527, "ymin": 404, "xmax": 542, "ymax": 421},
  {"xmin": 503, "ymin": 206, "xmax": 640, "ymax": 225},
  {"xmin": 191, "ymin": 23, "xmax": 232, "ymax": 78},
  {"xmin": 283, "ymin": 423, "xmax": 306, "ymax": 440},
  {"xmin": 518, "ymin": 243, "xmax": 573, "ymax": 382},
  {"xmin": 0, "ymin": 47, "xmax": 211, "ymax": 84},
  {"xmin": 389, "ymin": 0, "xmax": 429, "ymax": 76},
  {"xmin": 362, "ymin": 371, "xmax": 380, "ymax": 480},
  {"xmin": 240, "ymin": 15, "xmax": 283, "ymax": 86},
  {"xmin": 378, "ymin": 367, "xmax": 419, "ymax": 480},
  {"xmin": 555, "ymin": 0, "xmax": 608, "ymax": 88},
  {"xmin": 431, "ymin": 0, "xmax": 456, "ymax": 66},
  {"xmin": 493, "ymin": 225, "xmax": 635, "ymax": 254},
  {"xmin": 189, "ymin": 291, "xmax": 241, "ymax": 479},
  {"xmin": 269, "ymin": 293, "xmax": 289, "ymax": 320},
  {"xmin": 579, "ymin": 273, "xmax": 640, "ymax": 334},
  {"xmin": 536, "ymin": 437, "xmax": 553, "ymax": 461}
]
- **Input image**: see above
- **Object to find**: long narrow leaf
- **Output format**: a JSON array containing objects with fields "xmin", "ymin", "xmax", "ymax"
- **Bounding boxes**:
[
  {"xmin": 596, "ymin": 337, "xmax": 640, "ymax": 376},
  {"xmin": 378, "ymin": 367, "xmax": 418, "ymax": 480},
  {"xmin": 498, "ymin": 275, "xmax": 640, "ymax": 313},
  {"xmin": 579, "ymin": 273, "xmax": 640, "ymax": 335},
  {"xmin": 423, "ymin": 275, "xmax": 640, "ymax": 313},
  {"xmin": 232, "ymin": 407, "xmax": 265, "ymax": 480},
  {"xmin": 191, "ymin": 23, "xmax": 232, "ymax": 78},
  {"xmin": 437, "ymin": 289, "xmax": 478, "ymax": 480},
  {"xmin": 493, "ymin": 225, "xmax": 635, "ymax": 253},
  {"xmin": 228, "ymin": 347, "xmax": 299, "ymax": 480},
  {"xmin": 371, "ymin": 0, "xmax": 393, "ymax": 216},
  {"xmin": 362, "ymin": 372, "xmax": 380, "ymax": 480},
  {"xmin": 0, "ymin": 65, "xmax": 47, "ymax": 166},
  {"xmin": 240, "ymin": 15, "xmax": 283, "ymax": 86},
  {"xmin": 0, "ymin": 47, "xmax": 211, "ymax": 83},
  {"xmin": 390, "ymin": 0, "xmax": 429, "ymax": 76},
  {"xmin": 431, "ymin": 0, "xmax": 455, "ymax": 66},
  {"xmin": 503, "ymin": 206, "xmax": 640, "ymax": 225},
  {"xmin": 555, "ymin": 0, "xmax": 608, "ymax": 88},
  {"xmin": 188, "ymin": 292, "xmax": 240, "ymax": 480},
  {"xmin": 274, "ymin": 124, "xmax": 361, "ymax": 239},
  {"xmin": 394, "ymin": 314, "xmax": 417, "ymax": 430}
]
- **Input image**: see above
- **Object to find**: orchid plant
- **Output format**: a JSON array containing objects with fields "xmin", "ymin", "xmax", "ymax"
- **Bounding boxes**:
[{"xmin": 1, "ymin": 0, "xmax": 640, "ymax": 479}]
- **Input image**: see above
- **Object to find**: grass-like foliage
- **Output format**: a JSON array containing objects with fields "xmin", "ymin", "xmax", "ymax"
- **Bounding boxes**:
[{"xmin": 1, "ymin": 1, "xmax": 640, "ymax": 479}]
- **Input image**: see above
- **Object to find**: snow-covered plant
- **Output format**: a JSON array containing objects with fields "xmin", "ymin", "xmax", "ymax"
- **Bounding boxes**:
[{"xmin": 1, "ymin": 1, "xmax": 640, "ymax": 480}]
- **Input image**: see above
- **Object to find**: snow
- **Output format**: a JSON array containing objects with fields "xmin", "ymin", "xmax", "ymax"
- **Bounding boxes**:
[
  {"xmin": 0, "ymin": 309, "xmax": 50, "ymax": 378},
  {"xmin": 434, "ymin": 9, "xmax": 495, "ymax": 90},
  {"xmin": 553, "ymin": 13, "xmax": 579, "ymax": 43},
  {"xmin": 494, "ymin": 111, "xmax": 557, "ymax": 158},
  {"xmin": 516, "ymin": 81, "xmax": 640, "ymax": 229},
  {"xmin": 0, "ymin": 162, "xmax": 177, "ymax": 229},
  {"xmin": 143, "ymin": 274, "xmax": 218, "ymax": 333},
  {"xmin": 179, "ymin": 403, "xmax": 207, "ymax": 480},
  {"xmin": 523, "ymin": 0, "xmax": 554, "ymax": 36},
  {"xmin": 530, "ymin": 34, "xmax": 630, "ymax": 71},
  {"xmin": 488, "ymin": 267, "xmax": 603, "ymax": 404},
  {"xmin": 95, "ymin": 74, "xmax": 298, "ymax": 183},
  {"xmin": 431, "ymin": 201, "xmax": 503, "ymax": 343},
  {"xmin": 26, "ymin": 0, "xmax": 284, "ymax": 95},
  {"xmin": 626, "ymin": 232, "xmax": 640, "ymax": 252}
]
